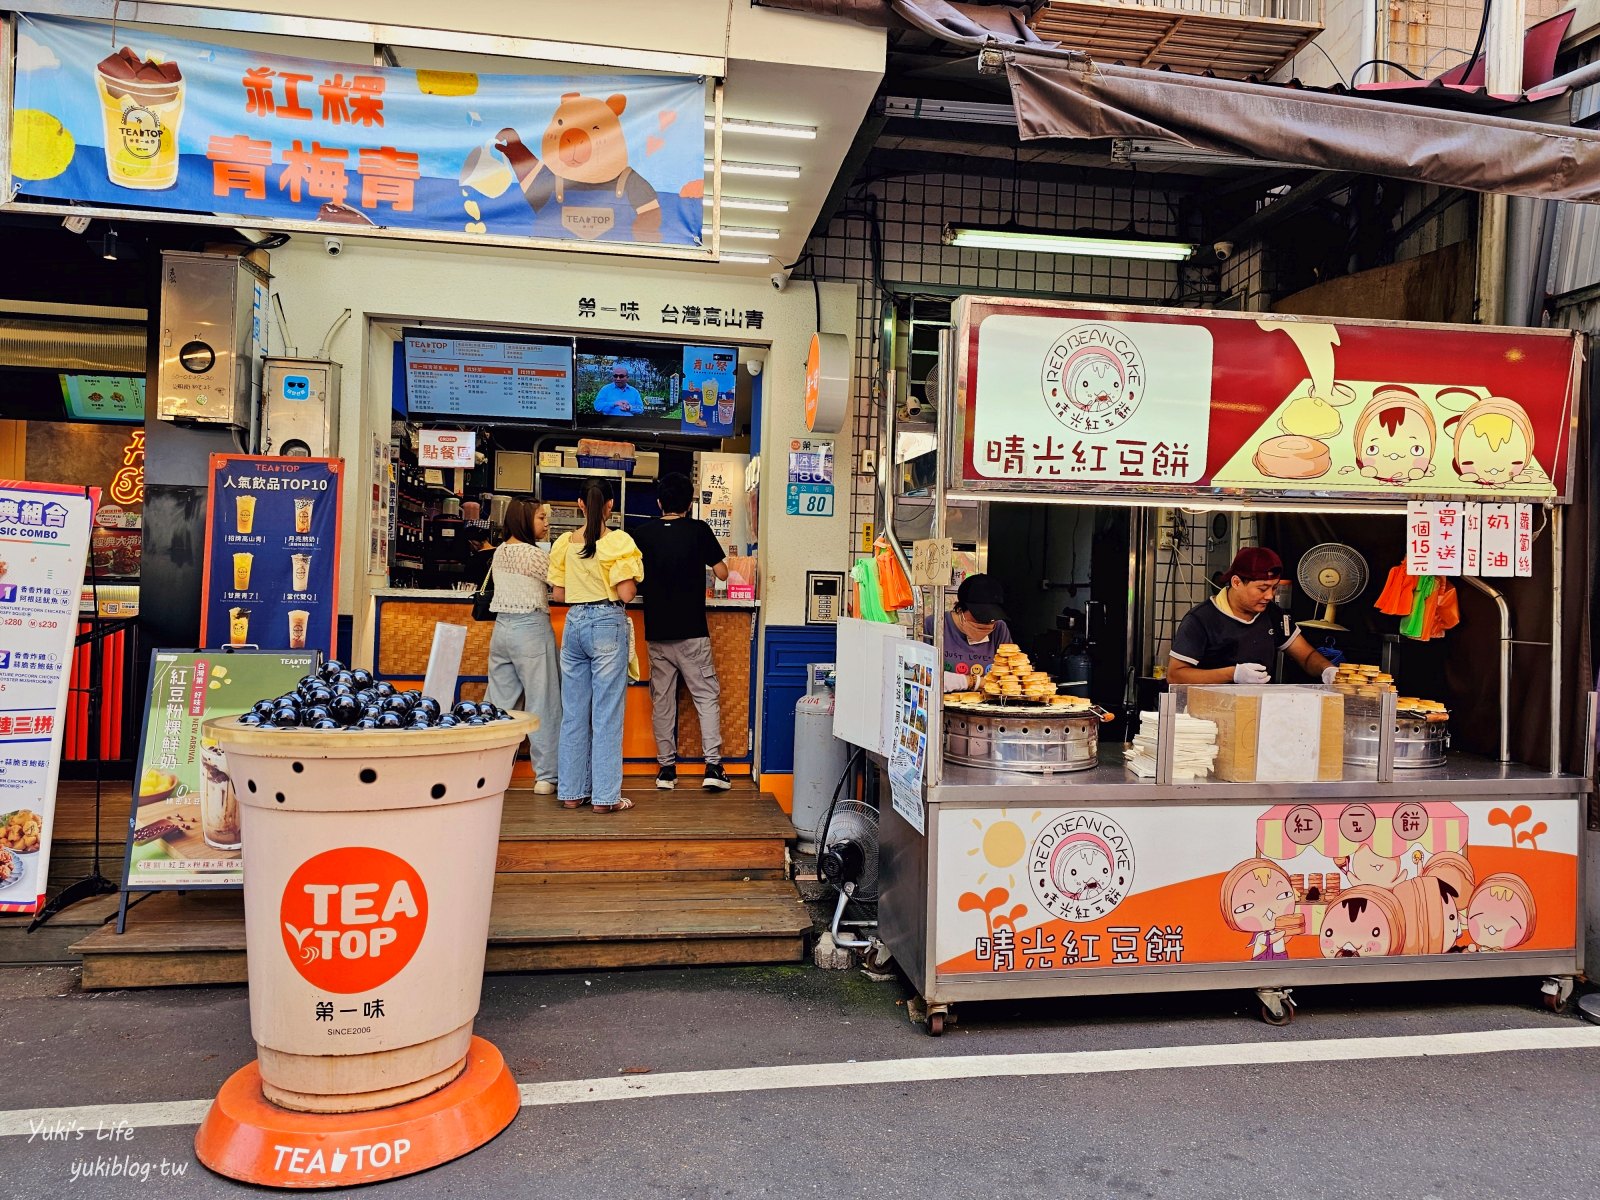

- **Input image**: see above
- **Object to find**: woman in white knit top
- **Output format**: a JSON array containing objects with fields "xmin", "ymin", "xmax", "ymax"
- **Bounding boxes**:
[{"xmin": 485, "ymin": 499, "xmax": 561, "ymax": 793}]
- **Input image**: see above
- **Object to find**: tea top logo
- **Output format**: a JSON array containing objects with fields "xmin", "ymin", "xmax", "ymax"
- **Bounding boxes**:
[
  {"xmin": 1029, "ymin": 811, "xmax": 1136, "ymax": 923},
  {"xmin": 280, "ymin": 847, "xmax": 428, "ymax": 993},
  {"xmin": 1041, "ymin": 323, "xmax": 1147, "ymax": 435}
]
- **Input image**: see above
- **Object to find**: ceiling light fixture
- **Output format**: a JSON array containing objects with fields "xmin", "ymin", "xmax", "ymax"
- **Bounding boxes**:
[
  {"xmin": 705, "ymin": 116, "xmax": 817, "ymax": 140},
  {"xmin": 101, "ymin": 227, "xmax": 121, "ymax": 262},
  {"xmin": 708, "ymin": 158, "xmax": 801, "ymax": 179},
  {"xmin": 720, "ymin": 226, "xmax": 781, "ymax": 241},
  {"xmin": 717, "ymin": 251, "xmax": 774, "ymax": 265},
  {"xmin": 716, "ymin": 195, "xmax": 790, "ymax": 214},
  {"xmin": 943, "ymin": 223, "xmax": 1196, "ymax": 262}
]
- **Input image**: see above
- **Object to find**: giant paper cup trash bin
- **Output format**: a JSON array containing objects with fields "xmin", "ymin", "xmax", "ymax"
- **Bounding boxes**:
[{"xmin": 206, "ymin": 714, "xmax": 535, "ymax": 1114}]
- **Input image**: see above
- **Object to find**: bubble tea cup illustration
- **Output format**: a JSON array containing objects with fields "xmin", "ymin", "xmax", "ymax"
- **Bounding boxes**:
[
  {"xmin": 199, "ymin": 740, "xmax": 242, "ymax": 850},
  {"xmin": 96, "ymin": 46, "xmax": 185, "ymax": 190},
  {"xmin": 234, "ymin": 494, "xmax": 256, "ymax": 534},
  {"xmin": 231, "ymin": 552, "xmax": 253, "ymax": 592},
  {"xmin": 228, "ymin": 607, "xmax": 249, "ymax": 646},
  {"xmin": 293, "ymin": 497, "xmax": 314, "ymax": 534},
  {"xmin": 287, "ymin": 609, "xmax": 310, "ymax": 650},
  {"xmin": 291, "ymin": 553, "xmax": 312, "ymax": 593}
]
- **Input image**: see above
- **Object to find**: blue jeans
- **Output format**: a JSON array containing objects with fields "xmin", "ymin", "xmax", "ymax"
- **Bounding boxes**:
[
  {"xmin": 486, "ymin": 610, "xmax": 561, "ymax": 785},
  {"xmin": 558, "ymin": 603, "xmax": 629, "ymax": 806}
]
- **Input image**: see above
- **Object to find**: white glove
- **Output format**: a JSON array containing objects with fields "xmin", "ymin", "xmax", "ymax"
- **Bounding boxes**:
[
  {"xmin": 1321, "ymin": 665, "xmax": 1339, "ymax": 686},
  {"xmin": 1233, "ymin": 662, "xmax": 1271, "ymax": 685}
]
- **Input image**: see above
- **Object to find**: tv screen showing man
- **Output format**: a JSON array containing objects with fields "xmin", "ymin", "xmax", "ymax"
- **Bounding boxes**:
[{"xmin": 593, "ymin": 366, "xmax": 645, "ymax": 416}]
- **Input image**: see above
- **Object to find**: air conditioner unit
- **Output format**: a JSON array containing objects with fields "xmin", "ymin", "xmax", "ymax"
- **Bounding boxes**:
[
  {"xmin": 156, "ymin": 250, "xmax": 266, "ymax": 427},
  {"xmin": 262, "ymin": 357, "xmax": 341, "ymax": 457}
]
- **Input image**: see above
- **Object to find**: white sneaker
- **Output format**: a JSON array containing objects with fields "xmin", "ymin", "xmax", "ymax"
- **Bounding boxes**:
[{"xmin": 533, "ymin": 780, "xmax": 556, "ymax": 795}]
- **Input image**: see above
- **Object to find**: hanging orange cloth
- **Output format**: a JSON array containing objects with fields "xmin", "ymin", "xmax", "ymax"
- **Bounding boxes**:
[
  {"xmin": 1424, "ymin": 577, "xmax": 1461, "ymax": 640},
  {"xmin": 1374, "ymin": 564, "xmax": 1418, "ymax": 616}
]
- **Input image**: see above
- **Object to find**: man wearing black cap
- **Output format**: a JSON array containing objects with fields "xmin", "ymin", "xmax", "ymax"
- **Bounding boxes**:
[
  {"xmin": 937, "ymin": 574, "xmax": 1014, "ymax": 692},
  {"xmin": 1167, "ymin": 547, "xmax": 1338, "ymax": 686}
]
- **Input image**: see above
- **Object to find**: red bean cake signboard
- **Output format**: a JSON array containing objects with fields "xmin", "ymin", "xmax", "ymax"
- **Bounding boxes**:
[{"xmin": 954, "ymin": 298, "xmax": 1583, "ymax": 504}]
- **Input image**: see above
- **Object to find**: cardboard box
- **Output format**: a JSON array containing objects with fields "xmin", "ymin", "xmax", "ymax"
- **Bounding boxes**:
[
  {"xmin": 632, "ymin": 450, "xmax": 660, "ymax": 478},
  {"xmin": 1184, "ymin": 685, "xmax": 1343, "ymax": 782}
]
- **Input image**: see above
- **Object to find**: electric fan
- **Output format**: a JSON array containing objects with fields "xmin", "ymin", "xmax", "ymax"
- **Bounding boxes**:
[
  {"xmin": 1296, "ymin": 542, "xmax": 1369, "ymax": 630},
  {"xmin": 816, "ymin": 797, "xmax": 880, "ymax": 950}
]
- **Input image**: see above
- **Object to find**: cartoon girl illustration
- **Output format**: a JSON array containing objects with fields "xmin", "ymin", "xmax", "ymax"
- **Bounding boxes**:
[
  {"xmin": 1444, "ymin": 397, "xmax": 1537, "ymax": 489},
  {"xmin": 1048, "ymin": 832, "xmax": 1115, "ymax": 903},
  {"xmin": 1465, "ymin": 873, "xmax": 1537, "ymax": 952},
  {"xmin": 1319, "ymin": 885, "xmax": 1406, "ymax": 958},
  {"xmin": 1334, "ymin": 842, "xmax": 1405, "ymax": 888},
  {"xmin": 1220, "ymin": 858, "xmax": 1298, "ymax": 961},
  {"xmin": 1422, "ymin": 851, "xmax": 1474, "ymax": 950},
  {"xmin": 1392, "ymin": 875, "xmax": 1464, "ymax": 955},
  {"xmin": 1350, "ymin": 388, "xmax": 1437, "ymax": 483},
  {"xmin": 1061, "ymin": 346, "xmax": 1126, "ymax": 416}
]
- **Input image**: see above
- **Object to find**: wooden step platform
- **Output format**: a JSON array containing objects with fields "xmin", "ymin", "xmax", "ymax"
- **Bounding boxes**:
[{"xmin": 71, "ymin": 782, "xmax": 810, "ymax": 989}]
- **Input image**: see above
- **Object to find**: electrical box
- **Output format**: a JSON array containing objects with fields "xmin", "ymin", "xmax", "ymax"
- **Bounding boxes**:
[
  {"xmin": 157, "ymin": 250, "xmax": 266, "ymax": 427},
  {"xmin": 494, "ymin": 451, "xmax": 534, "ymax": 492},
  {"xmin": 262, "ymin": 357, "xmax": 341, "ymax": 457}
]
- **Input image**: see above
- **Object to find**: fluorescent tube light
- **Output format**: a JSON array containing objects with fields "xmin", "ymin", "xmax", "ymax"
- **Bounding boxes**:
[
  {"xmin": 707, "ymin": 159, "xmax": 801, "ymax": 179},
  {"xmin": 943, "ymin": 224, "xmax": 1196, "ymax": 262},
  {"xmin": 717, "ymin": 195, "xmax": 790, "ymax": 214},
  {"xmin": 706, "ymin": 117, "xmax": 817, "ymax": 139},
  {"xmin": 717, "ymin": 251, "xmax": 774, "ymax": 264},
  {"xmin": 720, "ymin": 226, "xmax": 781, "ymax": 241}
]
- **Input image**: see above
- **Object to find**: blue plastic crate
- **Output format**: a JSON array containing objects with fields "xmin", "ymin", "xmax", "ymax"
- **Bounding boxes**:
[{"xmin": 575, "ymin": 455, "xmax": 635, "ymax": 473}]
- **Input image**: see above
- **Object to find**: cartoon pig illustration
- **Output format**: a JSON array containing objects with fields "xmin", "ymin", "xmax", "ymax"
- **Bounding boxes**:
[{"xmin": 497, "ymin": 92, "xmax": 662, "ymax": 242}]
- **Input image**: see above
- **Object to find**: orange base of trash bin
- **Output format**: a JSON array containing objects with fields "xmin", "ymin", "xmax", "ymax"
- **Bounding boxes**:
[{"xmin": 194, "ymin": 1035, "xmax": 518, "ymax": 1189}]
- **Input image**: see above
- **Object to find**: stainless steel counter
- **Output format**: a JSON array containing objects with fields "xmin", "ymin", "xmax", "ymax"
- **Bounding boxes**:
[{"xmin": 931, "ymin": 749, "xmax": 1591, "ymax": 803}]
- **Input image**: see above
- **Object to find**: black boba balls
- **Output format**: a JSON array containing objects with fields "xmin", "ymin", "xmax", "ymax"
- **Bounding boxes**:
[
  {"xmin": 376, "ymin": 711, "xmax": 404, "ymax": 729},
  {"xmin": 465, "ymin": 716, "xmax": 486, "ymax": 727},
  {"xmin": 453, "ymin": 701, "xmax": 479, "ymax": 720},
  {"xmin": 321, "ymin": 660, "xmax": 346, "ymax": 679},
  {"xmin": 251, "ymin": 699, "xmax": 277, "ymax": 717},
  {"xmin": 310, "ymin": 717, "xmax": 339, "ymax": 730},
  {"xmin": 373, "ymin": 682, "xmax": 396, "ymax": 698},
  {"xmin": 238, "ymin": 712, "xmax": 264, "ymax": 727},
  {"xmin": 308, "ymin": 685, "xmax": 334, "ymax": 706},
  {"xmin": 355, "ymin": 717, "xmax": 379, "ymax": 730},
  {"xmin": 332, "ymin": 671, "xmax": 356, "ymax": 689},
  {"xmin": 416, "ymin": 697, "xmax": 441, "ymax": 719},
  {"xmin": 272, "ymin": 707, "xmax": 301, "ymax": 728},
  {"xmin": 330, "ymin": 695, "xmax": 361, "ymax": 724},
  {"xmin": 351, "ymin": 669, "xmax": 373, "ymax": 689},
  {"xmin": 383, "ymin": 695, "xmax": 411, "ymax": 715},
  {"xmin": 303, "ymin": 705, "xmax": 333, "ymax": 723},
  {"xmin": 437, "ymin": 714, "xmax": 460, "ymax": 728}
]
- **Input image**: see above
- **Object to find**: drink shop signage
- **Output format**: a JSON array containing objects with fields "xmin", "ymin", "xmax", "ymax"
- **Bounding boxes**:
[
  {"xmin": 0, "ymin": 481, "xmax": 95, "ymax": 914},
  {"xmin": 9, "ymin": 15, "xmax": 706, "ymax": 248},
  {"xmin": 956, "ymin": 298, "xmax": 1584, "ymax": 504},
  {"xmin": 200, "ymin": 455, "xmax": 343, "ymax": 658}
]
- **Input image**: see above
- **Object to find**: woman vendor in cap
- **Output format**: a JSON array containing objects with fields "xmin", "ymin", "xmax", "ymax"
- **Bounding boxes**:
[
  {"xmin": 937, "ymin": 574, "xmax": 1015, "ymax": 692},
  {"xmin": 1167, "ymin": 547, "xmax": 1338, "ymax": 686}
]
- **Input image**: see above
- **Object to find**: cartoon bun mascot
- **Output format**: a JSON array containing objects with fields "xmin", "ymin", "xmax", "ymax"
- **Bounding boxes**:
[{"xmin": 497, "ymin": 92, "xmax": 662, "ymax": 242}]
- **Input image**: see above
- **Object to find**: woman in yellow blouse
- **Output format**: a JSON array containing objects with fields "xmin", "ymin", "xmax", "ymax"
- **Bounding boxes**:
[{"xmin": 548, "ymin": 481, "xmax": 645, "ymax": 812}]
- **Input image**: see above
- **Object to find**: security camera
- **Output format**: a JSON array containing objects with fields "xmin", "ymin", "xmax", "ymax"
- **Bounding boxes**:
[
  {"xmin": 324, "ymin": 236, "xmax": 343, "ymax": 258},
  {"xmin": 1212, "ymin": 241, "xmax": 1234, "ymax": 262},
  {"xmin": 769, "ymin": 269, "xmax": 790, "ymax": 292},
  {"xmin": 746, "ymin": 358, "xmax": 764, "ymax": 378}
]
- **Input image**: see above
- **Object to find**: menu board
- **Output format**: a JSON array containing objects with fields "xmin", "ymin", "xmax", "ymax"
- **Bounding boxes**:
[
  {"xmin": 60, "ymin": 374, "xmax": 145, "ymax": 423},
  {"xmin": 404, "ymin": 333, "xmax": 574, "ymax": 421},
  {"xmin": 199, "ymin": 456, "xmax": 342, "ymax": 658},
  {"xmin": 123, "ymin": 650, "xmax": 315, "ymax": 891},
  {"xmin": 0, "ymin": 482, "xmax": 96, "ymax": 913}
]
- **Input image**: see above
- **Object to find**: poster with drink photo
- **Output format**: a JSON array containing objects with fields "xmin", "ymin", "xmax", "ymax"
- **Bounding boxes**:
[
  {"xmin": 122, "ymin": 650, "xmax": 316, "ymax": 891},
  {"xmin": 9, "ymin": 15, "xmax": 705, "ymax": 247},
  {"xmin": 200, "ymin": 455, "xmax": 342, "ymax": 659}
]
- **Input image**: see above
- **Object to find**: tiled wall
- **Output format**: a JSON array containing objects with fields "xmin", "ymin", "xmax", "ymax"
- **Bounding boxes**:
[
  {"xmin": 1383, "ymin": 0, "xmax": 1565, "ymax": 78},
  {"xmin": 797, "ymin": 173, "xmax": 1192, "ymax": 557}
]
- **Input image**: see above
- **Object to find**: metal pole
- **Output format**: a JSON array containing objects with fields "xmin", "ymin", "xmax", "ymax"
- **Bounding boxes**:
[
  {"xmin": 1461, "ymin": 575, "xmax": 1512, "ymax": 763},
  {"xmin": 1550, "ymin": 506, "xmax": 1563, "ymax": 775}
]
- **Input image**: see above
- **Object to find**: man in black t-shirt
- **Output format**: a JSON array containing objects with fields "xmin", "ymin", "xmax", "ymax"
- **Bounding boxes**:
[
  {"xmin": 632, "ymin": 473, "xmax": 731, "ymax": 791},
  {"xmin": 1167, "ymin": 547, "xmax": 1337, "ymax": 686}
]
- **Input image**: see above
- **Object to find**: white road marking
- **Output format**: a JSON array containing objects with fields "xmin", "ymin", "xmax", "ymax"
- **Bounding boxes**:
[{"xmin": 3, "ymin": 1025, "xmax": 1599, "ymax": 1138}]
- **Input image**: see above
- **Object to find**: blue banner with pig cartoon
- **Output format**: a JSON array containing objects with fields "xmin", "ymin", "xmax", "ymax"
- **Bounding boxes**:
[{"xmin": 9, "ymin": 16, "xmax": 706, "ymax": 246}]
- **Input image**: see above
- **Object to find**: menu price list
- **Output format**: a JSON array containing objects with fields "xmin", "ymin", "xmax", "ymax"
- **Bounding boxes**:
[{"xmin": 405, "ymin": 336, "xmax": 574, "ymax": 422}]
